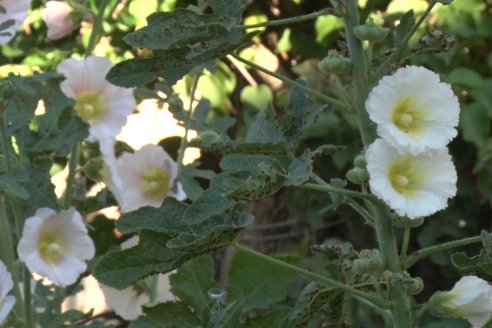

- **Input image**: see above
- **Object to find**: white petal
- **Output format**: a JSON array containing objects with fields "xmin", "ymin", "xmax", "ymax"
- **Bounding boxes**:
[
  {"xmin": 0, "ymin": 0, "xmax": 30, "ymax": 45},
  {"xmin": 0, "ymin": 295, "xmax": 15, "ymax": 324}
]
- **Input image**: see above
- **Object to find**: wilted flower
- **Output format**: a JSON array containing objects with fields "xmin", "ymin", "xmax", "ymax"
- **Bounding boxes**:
[
  {"xmin": 100, "ymin": 236, "xmax": 174, "ymax": 320},
  {"xmin": 57, "ymin": 56, "xmax": 136, "ymax": 142},
  {"xmin": 17, "ymin": 207, "xmax": 95, "ymax": 286},
  {"xmin": 101, "ymin": 142, "xmax": 185, "ymax": 213},
  {"xmin": 429, "ymin": 276, "xmax": 492, "ymax": 327},
  {"xmin": 366, "ymin": 138, "xmax": 457, "ymax": 219},
  {"xmin": 0, "ymin": 260, "xmax": 15, "ymax": 324},
  {"xmin": 366, "ymin": 65, "xmax": 460, "ymax": 154},
  {"xmin": 42, "ymin": 1, "xmax": 75, "ymax": 40},
  {"xmin": 0, "ymin": 0, "xmax": 30, "ymax": 45}
]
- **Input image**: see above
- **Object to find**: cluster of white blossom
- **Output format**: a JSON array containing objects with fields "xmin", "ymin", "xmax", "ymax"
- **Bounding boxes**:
[
  {"xmin": 365, "ymin": 66, "xmax": 459, "ymax": 219},
  {"xmin": 0, "ymin": 1, "xmax": 184, "ymax": 322}
]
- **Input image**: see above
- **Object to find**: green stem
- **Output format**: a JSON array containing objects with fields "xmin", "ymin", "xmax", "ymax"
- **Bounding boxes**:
[
  {"xmin": 232, "ymin": 8, "xmax": 334, "ymax": 30},
  {"xmin": 403, "ymin": 235, "xmax": 482, "ymax": 269},
  {"xmin": 85, "ymin": 0, "xmax": 110, "ymax": 57},
  {"xmin": 177, "ymin": 74, "xmax": 200, "ymax": 170},
  {"xmin": 343, "ymin": 0, "xmax": 375, "ymax": 146},
  {"xmin": 302, "ymin": 182, "xmax": 377, "ymax": 201},
  {"xmin": 372, "ymin": 0, "xmax": 438, "ymax": 82},
  {"xmin": 400, "ymin": 227, "xmax": 411, "ymax": 259},
  {"xmin": 62, "ymin": 143, "xmax": 80, "ymax": 208},
  {"xmin": 231, "ymin": 54, "xmax": 349, "ymax": 110},
  {"xmin": 347, "ymin": 199, "xmax": 374, "ymax": 224},
  {"xmin": 232, "ymin": 242, "xmax": 388, "ymax": 310},
  {"xmin": 371, "ymin": 204, "xmax": 412, "ymax": 328}
]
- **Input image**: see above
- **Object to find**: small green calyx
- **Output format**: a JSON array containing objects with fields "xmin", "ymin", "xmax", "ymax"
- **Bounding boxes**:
[
  {"xmin": 318, "ymin": 50, "xmax": 352, "ymax": 74},
  {"xmin": 429, "ymin": 291, "xmax": 460, "ymax": 318},
  {"xmin": 391, "ymin": 97, "xmax": 427, "ymax": 135},
  {"xmin": 74, "ymin": 92, "xmax": 107, "ymax": 122},
  {"xmin": 38, "ymin": 230, "xmax": 65, "ymax": 264},
  {"xmin": 353, "ymin": 22, "xmax": 389, "ymax": 42},
  {"xmin": 141, "ymin": 167, "xmax": 170, "ymax": 200}
]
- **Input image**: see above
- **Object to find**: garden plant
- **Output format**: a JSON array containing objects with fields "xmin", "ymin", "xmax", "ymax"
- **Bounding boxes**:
[{"xmin": 0, "ymin": 0, "xmax": 492, "ymax": 327}]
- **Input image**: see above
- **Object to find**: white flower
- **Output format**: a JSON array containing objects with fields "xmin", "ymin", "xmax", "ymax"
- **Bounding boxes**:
[
  {"xmin": 42, "ymin": 1, "xmax": 74, "ymax": 40},
  {"xmin": 0, "ymin": 0, "xmax": 30, "ymax": 45},
  {"xmin": 366, "ymin": 65, "xmax": 460, "ymax": 154},
  {"xmin": 57, "ymin": 56, "xmax": 136, "ymax": 142},
  {"xmin": 100, "ymin": 236, "xmax": 174, "ymax": 320},
  {"xmin": 101, "ymin": 142, "xmax": 185, "ymax": 213},
  {"xmin": 429, "ymin": 276, "xmax": 492, "ymax": 327},
  {"xmin": 366, "ymin": 138, "xmax": 457, "ymax": 219},
  {"xmin": 17, "ymin": 207, "xmax": 95, "ymax": 286},
  {"xmin": 0, "ymin": 260, "xmax": 15, "ymax": 324}
]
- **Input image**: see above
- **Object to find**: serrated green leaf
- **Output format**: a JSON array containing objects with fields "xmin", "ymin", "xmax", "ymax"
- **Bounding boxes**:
[
  {"xmin": 287, "ymin": 282, "xmax": 342, "ymax": 328},
  {"xmin": 129, "ymin": 302, "xmax": 200, "ymax": 328},
  {"xmin": 221, "ymin": 250, "xmax": 298, "ymax": 327},
  {"xmin": 95, "ymin": 201, "xmax": 252, "ymax": 289},
  {"xmin": 285, "ymin": 149, "xmax": 313, "ymax": 187},
  {"xmin": 170, "ymin": 255, "xmax": 218, "ymax": 317},
  {"xmin": 395, "ymin": 10, "xmax": 415, "ymax": 47},
  {"xmin": 0, "ymin": 173, "xmax": 29, "ymax": 200},
  {"xmin": 183, "ymin": 190, "xmax": 236, "ymax": 224},
  {"xmin": 451, "ymin": 251, "xmax": 492, "ymax": 281},
  {"xmin": 125, "ymin": 11, "xmax": 223, "ymax": 49},
  {"xmin": 245, "ymin": 105, "xmax": 286, "ymax": 144}
]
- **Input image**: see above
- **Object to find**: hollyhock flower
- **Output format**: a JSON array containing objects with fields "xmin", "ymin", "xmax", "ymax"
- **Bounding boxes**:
[
  {"xmin": 366, "ymin": 65, "xmax": 460, "ymax": 154},
  {"xmin": 366, "ymin": 138, "xmax": 457, "ymax": 219},
  {"xmin": 17, "ymin": 207, "xmax": 95, "ymax": 286},
  {"xmin": 0, "ymin": 260, "xmax": 15, "ymax": 324},
  {"xmin": 0, "ymin": 0, "xmax": 30, "ymax": 45},
  {"xmin": 100, "ymin": 236, "xmax": 174, "ymax": 320},
  {"xmin": 100, "ymin": 141, "xmax": 185, "ymax": 213},
  {"xmin": 429, "ymin": 276, "xmax": 492, "ymax": 327},
  {"xmin": 42, "ymin": 1, "xmax": 75, "ymax": 40},
  {"xmin": 57, "ymin": 56, "xmax": 136, "ymax": 142}
]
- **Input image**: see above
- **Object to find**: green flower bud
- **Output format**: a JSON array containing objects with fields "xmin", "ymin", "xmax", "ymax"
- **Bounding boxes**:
[
  {"xmin": 353, "ymin": 22, "xmax": 389, "ymax": 42},
  {"xmin": 346, "ymin": 167, "xmax": 369, "ymax": 185},
  {"xmin": 405, "ymin": 277, "xmax": 424, "ymax": 295},
  {"xmin": 429, "ymin": 291, "xmax": 460, "ymax": 318},
  {"xmin": 199, "ymin": 130, "xmax": 221, "ymax": 143},
  {"xmin": 353, "ymin": 249, "xmax": 384, "ymax": 274},
  {"xmin": 318, "ymin": 50, "xmax": 352, "ymax": 74},
  {"xmin": 354, "ymin": 154, "xmax": 367, "ymax": 169}
]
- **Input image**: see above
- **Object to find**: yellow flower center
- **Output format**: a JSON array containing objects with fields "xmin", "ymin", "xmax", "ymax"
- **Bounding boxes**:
[
  {"xmin": 388, "ymin": 156, "xmax": 426, "ymax": 197},
  {"xmin": 141, "ymin": 167, "xmax": 170, "ymax": 200},
  {"xmin": 74, "ymin": 92, "xmax": 107, "ymax": 122},
  {"xmin": 391, "ymin": 96, "xmax": 427, "ymax": 135},
  {"xmin": 38, "ymin": 230, "xmax": 65, "ymax": 264}
]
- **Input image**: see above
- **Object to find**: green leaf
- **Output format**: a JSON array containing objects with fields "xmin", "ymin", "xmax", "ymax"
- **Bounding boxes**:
[
  {"xmin": 447, "ymin": 67, "xmax": 483, "ymax": 88},
  {"xmin": 125, "ymin": 11, "xmax": 226, "ymax": 49},
  {"xmin": 286, "ymin": 282, "xmax": 343, "ymax": 327},
  {"xmin": 94, "ymin": 200, "xmax": 253, "ymax": 289},
  {"xmin": 207, "ymin": 0, "xmax": 254, "ymax": 19},
  {"xmin": 240, "ymin": 84, "xmax": 273, "ymax": 112},
  {"xmin": 170, "ymin": 255, "xmax": 218, "ymax": 317},
  {"xmin": 451, "ymin": 251, "xmax": 492, "ymax": 281},
  {"xmin": 394, "ymin": 10, "xmax": 415, "ymax": 47},
  {"xmin": 285, "ymin": 149, "xmax": 313, "ymax": 187},
  {"xmin": 245, "ymin": 105, "xmax": 286, "ymax": 144},
  {"xmin": 0, "ymin": 173, "xmax": 29, "ymax": 200},
  {"xmin": 129, "ymin": 302, "xmax": 201, "ymax": 328},
  {"xmin": 221, "ymin": 250, "xmax": 298, "ymax": 327},
  {"xmin": 182, "ymin": 190, "xmax": 236, "ymax": 224}
]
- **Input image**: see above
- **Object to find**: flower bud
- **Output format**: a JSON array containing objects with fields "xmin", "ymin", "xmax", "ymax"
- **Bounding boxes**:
[
  {"xmin": 318, "ymin": 50, "xmax": 351, "ymax": 74},
  {"xmin": 346, "ymin": 167, "xmax": 369, "ymax": 185},
  {"xmin": 429, "ymin": 276, "xmax": 492, "ymax": 327},
  {"xmin": 199, "ymin": 130, "xmax": 221, "ymax": 144},
  {"xmin": 403, "ymin": 276, "xmax": 424, "ymax": 295},
  {"xmin": 42, "ymin": 1, "xmax": 76, "ymax": 40},
  {"xmin": 353, "ymin": 22, "xmax": 389, "ymax": 42},
  {"xmin": 354, "ymin": 154, "xmax": 366, "ymax": 169},
  {"xmin": 353, "ymin": 249, "xmax": 384, "ymax": 274}
]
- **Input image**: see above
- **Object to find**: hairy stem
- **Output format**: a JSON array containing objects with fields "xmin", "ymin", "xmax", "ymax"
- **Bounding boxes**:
[
  {"xmin": 177, "ymin": 74, "xmax": 200, "ymax": 170},
  {"xmin": 231, "ymin": 54, "xmax": 349, "ymax": 110},
  {"xmin": 232, "ymin": 242, "xmax": 388, "ymax": 310},
  {"xmin": 403, "ymin": 235, "xmax": 482, "ymax": 269},
  {"xmin": 233, "ymin": 8, "xmax": 334, "ymax": 30}
]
